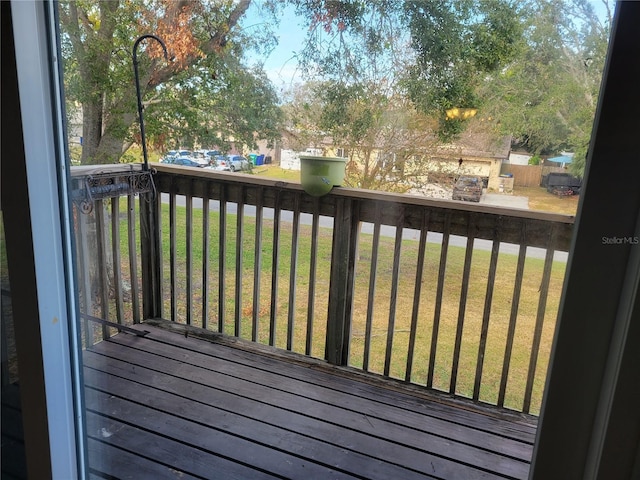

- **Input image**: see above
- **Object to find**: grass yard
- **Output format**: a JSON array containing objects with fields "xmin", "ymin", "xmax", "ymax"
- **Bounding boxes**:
[
  {"xmin": 251, "ymin": 165, "xmax": 301, "ymax": 182},
  {"xmin": 514, "ymin": 186, "xmax": 580, "ymax": 215}
]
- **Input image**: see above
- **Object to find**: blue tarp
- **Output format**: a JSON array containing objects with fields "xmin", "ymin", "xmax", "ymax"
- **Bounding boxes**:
[{"xmin": 548, "ymin": 155, "xmax": 573, "ymax": 164}]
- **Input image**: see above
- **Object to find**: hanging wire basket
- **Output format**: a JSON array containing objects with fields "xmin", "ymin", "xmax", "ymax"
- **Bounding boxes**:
[{"xmin": 71, "ymin": 165, "xmax": 156, "ymax": 214}]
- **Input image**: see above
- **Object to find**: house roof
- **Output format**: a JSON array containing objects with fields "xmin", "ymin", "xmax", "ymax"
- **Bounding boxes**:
[{"xmin": 436, "ymin": 128, "xmax": 512, "ymax": 160}]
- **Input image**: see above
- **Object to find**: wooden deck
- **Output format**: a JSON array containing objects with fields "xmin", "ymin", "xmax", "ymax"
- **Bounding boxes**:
[{"xmin": 81, "ymin": 322, "xmax": 536, "ymax": 479}]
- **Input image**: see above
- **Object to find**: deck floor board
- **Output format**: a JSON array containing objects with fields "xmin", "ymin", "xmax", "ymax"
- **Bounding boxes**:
[
  {"xmin": 139, "ymin": 322, "xmax": 537, "ymax": 441},
  {"xmin": 81, "ymin": 325, "xmax": 536, "ymax": 479},
  {"xmin": 102, "ymin": 330, "xmax": 534, "ymax": 461},
  {"xmin": 0, "ymin": 323, "xmax": 536, "ymax": 480}
]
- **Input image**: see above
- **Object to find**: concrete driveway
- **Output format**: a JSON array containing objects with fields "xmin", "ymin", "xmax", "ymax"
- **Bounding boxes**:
[{"xmin": 481, "ymin": 192, "xmax": 530, "ymax": 209}]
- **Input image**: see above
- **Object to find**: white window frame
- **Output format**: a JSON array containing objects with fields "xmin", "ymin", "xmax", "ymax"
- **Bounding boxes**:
[{"xmin": 10, "ymin": 1, "xmax": 85, "ymax": 477}]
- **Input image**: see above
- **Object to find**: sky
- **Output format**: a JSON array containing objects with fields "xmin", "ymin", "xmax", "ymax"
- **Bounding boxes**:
[{"xmin": 240, "ymin": 4, "xmax": 308, "ymax": 91}]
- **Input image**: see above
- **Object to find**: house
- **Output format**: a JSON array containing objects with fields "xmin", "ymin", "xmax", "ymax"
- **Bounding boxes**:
[
  {"xmin": 424, "ymin": 132, "xmax": 512, "ymax": 191},
  {"xmin": 2, "ymin": 1, "xmax": 639, "ymax": 479},
  {"xmin": 270, "ymin": 127, "xmax": 511, "ymax": 194},
  {"xmin": 507, "ymin": 150, "xmax": 534, "ymax": 166}
]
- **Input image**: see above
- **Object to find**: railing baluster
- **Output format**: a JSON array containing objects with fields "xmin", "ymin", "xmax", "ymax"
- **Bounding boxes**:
[
  {"xmin": 427, "ymin": 212, "xmax": 451, "ymax": 388},
  {"xmin": 169, "ymin": 189, "xmax": 177, "ymax": 323},
  {"xmin": 363, "ymin": 208, "xmax": 382, "ymax": 371},
  {"xmin": 473, "ymin": 218, "xmax": 502, "ymax": 401},
  {"xmin": 405, "ymin": 210, "xmax": 429, "ymax": 382},
  {"xmin": 218, "ymin": 184, "xmax": 227, "ymax": 333},
  {"xmin": 128, "ymin": 194, "xmax": 140, "ymax": 324},
  {"xmin": 185, "ymin": 192, "xmax": 193, "ymax": 325},
  {"xmin": 95, "ymin": 200, "xmax": 110, "ymax": 339},
  {"xmin": 269, "ymin": 191, "xmax": 282, "ymax": 346},
  {"xmin": 235, "ymin": 188, "xmax": 245, "ymax": 337},
  {"xmin": 252, "ymin": 188, "xmax": 264, "ymax": 342},
  {"xmin": 287, "ymin": 194, "xmax": 301, "ymax": 351},
  {"xmin": 498, "ymin": 222, "xmax": 528, "ymax": 408},
  {"xmin": 450, "ymin": 215, "xmax": 476, "ymax": 394},
  {"xmin": 110, "ymin": 197, "xmax": 124, "ymax": 325},
  {"xmin": 383, "ymin": 210, "xmax": 405, "ymax": 377},
  {"xmin": 523, "ymin": 225, "xmax": 557, "ymax": 413},
  {"xmin": 326, "ymin": 197, "xmax": 355, "ymax": 366},
  {"xmin": 344, "ymin": 200, "xmax": 361, "ymax": 362},
  {"xmin": 305, "ymin": 198, "xmax": 320, "ymax": 356},
  {"xmin": 76, "ymin": 207, "xmax": 93, "ymax": 347},
  {"xmin": 202, "ymin": 191, "xmax": 210, "ymax": 330},
  {"xmin": 140, "ymin": 190, "xmax": 162, "ymax": 321},
  {"xmin": 156, "ymin": 192, "xmax": 163, "ymax": 320}
]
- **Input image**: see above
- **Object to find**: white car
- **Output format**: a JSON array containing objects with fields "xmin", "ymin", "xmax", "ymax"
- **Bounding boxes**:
[
  {"xmin": 215, "ymin": 154, "xmax": 250, "ymax": 172},
  {"xmin": 189, "ymin": 150, "xmax": 210, "ymax": 166}
]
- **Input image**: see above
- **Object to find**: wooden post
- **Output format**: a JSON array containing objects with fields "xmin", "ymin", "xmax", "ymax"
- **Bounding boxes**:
[
  {"xmin": 325, "ymin": 197, "xmax": 357, "ymax": 366},
  {"xmin": 140, "ymin": 190, "xmax": 162, "ymax": 320}
]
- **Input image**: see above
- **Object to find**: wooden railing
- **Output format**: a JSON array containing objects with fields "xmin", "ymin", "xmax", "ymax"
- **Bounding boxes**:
[{"xmin": 71, "ymin": 164, "xmax": 574, "ymax": 414}]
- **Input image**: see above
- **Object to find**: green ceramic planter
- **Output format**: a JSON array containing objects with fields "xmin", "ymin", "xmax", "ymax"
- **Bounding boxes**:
[{"xmin": 300, "ymin": 155, "xmax": 346, "ymax": 197}]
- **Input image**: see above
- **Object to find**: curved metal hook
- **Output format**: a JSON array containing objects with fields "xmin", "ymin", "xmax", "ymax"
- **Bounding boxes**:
[
  {"xmin": 133, "ymin": 34, "xmax": 169, "ymax": 171},
  {"xmin": 133, "ymin": 34, "xmax": 169, "ymax": 64}
]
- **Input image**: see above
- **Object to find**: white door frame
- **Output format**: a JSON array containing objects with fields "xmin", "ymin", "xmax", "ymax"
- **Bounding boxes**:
[{"xmin": 6, "ymin": 1, "xmax": 86, "ymax": 478}]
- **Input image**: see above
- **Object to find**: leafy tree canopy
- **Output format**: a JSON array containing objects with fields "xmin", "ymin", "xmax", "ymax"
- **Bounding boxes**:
[
  {"xmin": 59, "ymin": 0, "xmax": 283, "ymax": 164},
  {"xmin": 283, "ymin": 0, "xmax": 608, "ymax": 179},
  {"xmin": 478, "ymin": 0, "xmax": 611, "ymax": 177},
  {"xmin": 287, "ymin": 0, "xmax": 522, "ymax": 141}
]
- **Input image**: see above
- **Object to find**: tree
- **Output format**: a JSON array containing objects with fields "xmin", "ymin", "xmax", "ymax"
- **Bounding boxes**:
[
  {"xmin": 276, "ymin": 1, "xmax": 520, "ymax": 191},
  {"xmin": 282, "ymin": 77, "xmax": 457, "ymax": 192},
  {"xmin": 58, "ymin": 0, "xmax": 283, "ymax": 164},
  {"xmin": 279, "ymin": 81, "xmax": 329, "ymax": 151},
  {"xmin": 402, "ymin": 0, "xmax": 523, "ymax": 141},
  {"xmin": 146, "ymin": 55, "xmax": 283, "ymax": 153},
  {"xmin": 287, "ymin": 0, "xmax": 522, "ymax": 141},
  {"xmin": 285, "ymin": 0, "xmax": 608, "ymax": 179},
  {"xmin": 479, "ymin": 0, "xmax": 611, "ymax": 177}
]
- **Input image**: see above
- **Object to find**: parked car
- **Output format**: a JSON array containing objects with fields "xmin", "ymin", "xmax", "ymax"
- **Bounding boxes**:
[
  {"xmin": 223, "ymin": 155, "xmax": 251, "ymax": 172},
  {"xmin": 172, "ymin": 156, "xmax": 205, "ymax": 168},
  {"xmin": 542, "ymin": 172, "xmax": 581, "ymax": 195},
  {"xmin": 452, "ymin": 175, "xmax": 483, "ymax": 202},
  {"xmin": 204, "ymin": 154, "xmax": 227, "ymax": 170},
  {"xmin": 182, "ymin": 150, "xmax": 208, "ymax": 166},
  {"xmin": 203, "ymin": 150, "xmax": 221, "ymax": 167},
  {"xmin": 161, "ymin": 150, "xmax": 178, "ymax": 163}
]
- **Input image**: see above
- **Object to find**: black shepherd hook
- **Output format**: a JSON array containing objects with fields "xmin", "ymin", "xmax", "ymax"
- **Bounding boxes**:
[{"xmin": 133, "ymin": 34, "xmax": 169, "ymax": 171}]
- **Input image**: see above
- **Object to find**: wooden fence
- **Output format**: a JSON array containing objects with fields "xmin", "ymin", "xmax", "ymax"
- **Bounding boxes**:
[{"xmin": 501, "ymin": 165, "xmax": 566, "ymax": 187}]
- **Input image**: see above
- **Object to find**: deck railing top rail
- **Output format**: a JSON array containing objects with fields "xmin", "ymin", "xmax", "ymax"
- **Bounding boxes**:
[{"xmin": 152, "ymin": 163, "xmax": 575, "ymax": 251}]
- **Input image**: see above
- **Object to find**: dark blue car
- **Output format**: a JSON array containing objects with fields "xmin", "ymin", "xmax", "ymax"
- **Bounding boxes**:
[{"xmin": 173, "ymin": 156, "xmax": 205, "ymax": 168}]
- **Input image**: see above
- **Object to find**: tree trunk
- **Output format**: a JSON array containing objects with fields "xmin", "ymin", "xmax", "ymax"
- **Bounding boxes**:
[
  {"xmin": 81, "ymin": 99, "xmax": 103, "ymax": 164},
  {"xmin": 93, "ymin": 109, "xmax": 138, "ymax": 165}
]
